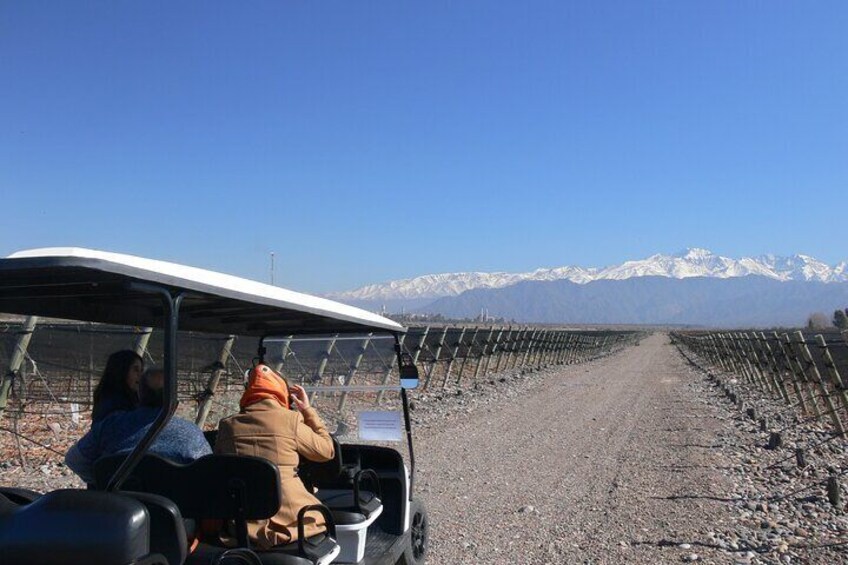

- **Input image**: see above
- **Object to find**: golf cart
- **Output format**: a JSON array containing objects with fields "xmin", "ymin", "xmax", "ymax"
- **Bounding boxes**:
[{"xmin": 0, "ymin": 248, "xmax": 428, "ymax": 565}]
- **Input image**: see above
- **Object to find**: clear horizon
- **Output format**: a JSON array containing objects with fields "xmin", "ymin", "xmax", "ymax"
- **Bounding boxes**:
[{"xmin": 3, "ymin": 3, "xmax": 847, "ymax": 293}]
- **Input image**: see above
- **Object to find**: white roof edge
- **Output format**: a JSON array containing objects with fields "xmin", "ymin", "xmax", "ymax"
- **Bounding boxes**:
[{"xmin": 6, "ymin": 247, "xmax": 405, "ymax": 333}]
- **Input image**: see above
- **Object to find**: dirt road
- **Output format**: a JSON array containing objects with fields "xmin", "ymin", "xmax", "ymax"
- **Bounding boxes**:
[{"xmin": 416, "ymin": 333, "xmax": 740, "ymax": 564}]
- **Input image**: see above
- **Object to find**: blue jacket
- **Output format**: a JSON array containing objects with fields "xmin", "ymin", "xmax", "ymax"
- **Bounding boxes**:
[{"xmin": 66, "ymin": 407, "xmax": 212, "ymax": 483}]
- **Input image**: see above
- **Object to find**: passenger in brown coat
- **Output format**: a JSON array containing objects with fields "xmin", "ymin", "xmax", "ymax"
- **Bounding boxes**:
[{"xmin": 214, "ymin": 364, "xmax": 335, "ymax": 549}]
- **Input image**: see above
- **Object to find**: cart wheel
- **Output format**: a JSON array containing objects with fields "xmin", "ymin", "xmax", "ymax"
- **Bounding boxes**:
[{"xmin": 401, "ymin": 499, "xmax": 429, "ymax": 564}]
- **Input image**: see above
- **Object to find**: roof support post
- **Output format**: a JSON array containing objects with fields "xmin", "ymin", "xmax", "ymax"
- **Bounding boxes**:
[
  {"xmin": 377, "ymin": 334, "xmax": 405, "ymax": 404},
  {"xmin": 108, "ymin": 287, "xmax": 182, "ymax": 492}
]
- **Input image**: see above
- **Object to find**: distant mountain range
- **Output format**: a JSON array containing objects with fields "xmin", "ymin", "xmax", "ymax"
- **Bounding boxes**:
[
  {"xmin": 327, "ymin": 249, "xmax": 848, "ymax": 326},
  {"xmin": 423, "ymin": 276, "xmax": 848, "ymax": 327}
]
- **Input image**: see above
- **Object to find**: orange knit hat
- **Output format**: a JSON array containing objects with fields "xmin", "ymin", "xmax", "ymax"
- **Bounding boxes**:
[{"xmin": 240, "ymin": 364, "xmax": 290, "ymax": 410}]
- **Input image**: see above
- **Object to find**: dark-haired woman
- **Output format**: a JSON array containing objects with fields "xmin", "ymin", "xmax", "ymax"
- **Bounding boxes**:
[{"xmin": 91, "ymin": 350, "xmax": 143, "ymax": 423}]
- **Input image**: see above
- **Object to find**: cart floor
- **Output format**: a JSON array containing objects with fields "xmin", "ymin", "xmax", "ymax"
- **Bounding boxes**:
[{"xmin": 361, "ymin": 524, "xmax": 405, "ymax": 564}]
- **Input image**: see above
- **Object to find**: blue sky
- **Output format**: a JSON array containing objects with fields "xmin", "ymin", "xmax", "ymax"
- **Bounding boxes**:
[{"xmin": 2, "ymin": 2, "xmax": 847, "ymax": 293}]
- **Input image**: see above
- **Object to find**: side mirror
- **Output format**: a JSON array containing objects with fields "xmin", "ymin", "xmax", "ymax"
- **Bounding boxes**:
[{"xmin": 399, "ymin": 353, "xmax": 419, "ymax": 389}]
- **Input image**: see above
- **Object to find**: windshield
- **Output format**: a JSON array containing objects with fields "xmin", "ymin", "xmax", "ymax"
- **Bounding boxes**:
[
  {"xmin": 202, "ymin": 334, "xmax": 409, "ymax": 451},
  {"xmin": 0, "ymin": 323, "xmax": 412, "ymax": 491}
]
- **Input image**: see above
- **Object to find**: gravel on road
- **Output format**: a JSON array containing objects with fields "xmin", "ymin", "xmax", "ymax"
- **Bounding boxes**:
[{"xmin": 414, "ymin": 333, "xmax": 748, "ymax": 564}]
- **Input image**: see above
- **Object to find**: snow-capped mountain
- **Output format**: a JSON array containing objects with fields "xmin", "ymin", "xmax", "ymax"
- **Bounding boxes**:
[{"xmin": 328, "ymin": 248, "xmax": 848, "ymax": 303}]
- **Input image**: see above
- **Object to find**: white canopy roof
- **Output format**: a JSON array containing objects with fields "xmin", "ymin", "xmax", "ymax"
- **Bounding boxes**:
[{"xmin": 0, "ymin": 247, "xmax": 404, "ymax": 336}]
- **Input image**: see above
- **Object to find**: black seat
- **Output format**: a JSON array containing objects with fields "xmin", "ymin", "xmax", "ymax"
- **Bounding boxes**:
[
  {"xmin": 0, "ymin": 493, "xmax": 19, "ymax": 518},
  {"xmin": 96, "ymin": 453, "xmax": 339, "ymax": 565},
  {"xmin": 0, "ymin": 489, "xmax": 165, "ymax": 565},
  {"xmin": 124, "ymin": 491, "xmax": 189, "ymax": 565},
  {"xmin": 203, "ymin": 429, "xmax": 218, "ymax": 449},
  {"xmin": 0, "ymin": 487, "xmax": 42, "ymax": 506},
  {"xmin": 299, "ymin": 437, "xmax": 383, "ymax": 523},
  {"xmin": 315, "ymin": 489, "xmax": 381, "ymax": 518}
]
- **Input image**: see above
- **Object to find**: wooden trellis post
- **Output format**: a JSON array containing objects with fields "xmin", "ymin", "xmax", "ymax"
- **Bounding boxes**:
[
  {"xmin": 133, "ymin": 327, "xmax": 153, "ymax": 358},
  {"xmin": 411, "ymin": 327, "xmax": 430, "ymax": 368},
  {"xmin": 518, "ymin": 327, "xmax": 533, "ymax": 368},
  {"xmin": 532, "ymin": 330, "xmax": 545, "ymax": 368},
  {"xmin": 422, "ymin": 327, "xmax": 448, "ymax": 390},
  {"xmin": 552, "ymin": 332, "xmax": 565, "ymax": 364},
  {"xmin": 726, "ymin": 333, "xmax": 747, "ymax": 378},
  {"xmin": 310, "ymin": 335, "xmax": 338, "ymax": 404},
  {"xmin": 482, "ymin": 326, "xmax": 504, "ymax": 374},
  {"xmin": 473, "ymin": 327, "xmax": 496, "ymax": 382},
  {"xmin": 709, "ymin": 334, "xmax": 729, "ymax": 373},
  {"xmin": 556, "ymin": 333, "xmax": 572, "ymax": 364},
  {"xmin": 815, "ymin": 334, "xmax": 848, "ymax": 431},
  {"xmin": 547, "ymin": 332, "xmax": 561, "ymax": 365},
  {"xmin": 772, "ymin": 331, "xmax": 807, "ymax": 410},
  {"xmin": 565, "ymin": 333, "xmax": 578, "ymax": 365},
  {"xmin": 338, "ymin": 334, "xmax": 372, "ymax": 411},
  {"xmin": 748, "ymin": 332, "xmax": 775, "ymax": 396},
  {"xmin": 442, "ymin": 328, "xmax": 467, "ymax": 388},
  {"xmin": 793, "ymin": 331, "xmax": 843, "ymax": 433},
  {"xmin": 574, "ymin": 334, "xmax": 587, "ymax": 364},
  {"xmin": 781, "ymin": 333, "xmax": 821, "ymax": 418},
  {"xmin": 740, "ymin": 333, "xmax": 769, "ymax": 393},
  {"xmin": 539, "ymin": 331, "xmax": 551, "ymax": 366},
  {"xmin": 195, "ymin": 335, "xmax": 235, "ymax": 427},
  {"xmin": 274, "ymin": 336, "xmax": 294, "ymax": 374},
  {"xmin": 756, "ymin": 332, "xmax": 792, "ymax": 403},
  {"xmin": 0, "ymin": 316, "xmax": 38, "ymax": 419},
  {"xmin": 456, "ymin": 326, "xmax": 479, "ymax": 386},
  {"xmin": 503, "ymin": 327, "xmax": 522, "ymax": 370},
  {"xmin": 520, "ymin": 329, "xmax": 537, "ymax": 368}
]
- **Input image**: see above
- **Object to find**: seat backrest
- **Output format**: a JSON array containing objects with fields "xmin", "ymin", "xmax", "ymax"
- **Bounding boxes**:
[
  {"xmin": 0, "ymin": 487, "xmax": 42, "ymax": 506},
  {"xmin": 0, "ymin": 489, "xmax": 153, "ymax": 565},
  {"xmin": 123, "ymin": 491, "xmax": 188, "ymax": 565},
  {"xmin": 95, "ymin": 453, "xmax": 281, "ymax": 520}
]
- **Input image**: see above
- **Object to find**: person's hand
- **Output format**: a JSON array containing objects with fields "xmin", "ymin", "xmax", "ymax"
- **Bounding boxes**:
[{"xmin": 290, "ymin": 384, "xmax": 310, "ymax": 411}]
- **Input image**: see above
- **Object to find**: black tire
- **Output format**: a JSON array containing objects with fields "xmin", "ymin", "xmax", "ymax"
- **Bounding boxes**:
[{"xmin": 400, "ymin": 499, "xmax": 429, "ymax": 564}]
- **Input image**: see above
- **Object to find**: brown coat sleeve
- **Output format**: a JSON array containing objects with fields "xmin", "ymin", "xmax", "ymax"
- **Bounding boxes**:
[{"xmin": 295, "ymin": 407, "xmax": 334, "ymax": 462}]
